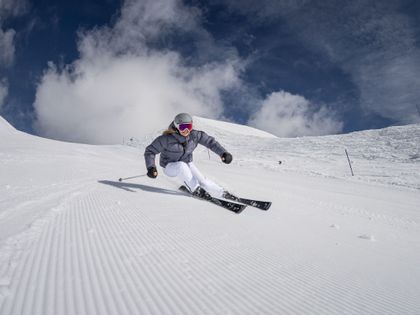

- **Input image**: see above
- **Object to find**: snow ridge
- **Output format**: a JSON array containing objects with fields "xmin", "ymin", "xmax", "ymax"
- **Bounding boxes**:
[
  {"xmin": 194, "ymin": 121, "xmax": 420, "ymax": 190},
  {"xmin": 0, "ymin": 116, "xmax": 16, "ymax": 135}
]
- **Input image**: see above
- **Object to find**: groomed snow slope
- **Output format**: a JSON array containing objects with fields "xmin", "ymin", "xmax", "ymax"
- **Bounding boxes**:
[{"xmin": 1, "ymin": 116, "xmax": 419, "ymax": 315}]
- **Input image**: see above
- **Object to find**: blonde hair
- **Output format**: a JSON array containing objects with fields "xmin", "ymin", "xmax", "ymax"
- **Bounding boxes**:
[{"xmin": 162, "ymin": 127, "xmax": 177, "ymax": 135}]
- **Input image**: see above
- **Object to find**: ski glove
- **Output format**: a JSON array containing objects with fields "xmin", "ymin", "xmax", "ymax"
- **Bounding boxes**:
[
  {"xmin": 221, "ymin": 152, "xmax": 233, "ymax": 164},
  {"xmin": 147, "ymin": 166, "xmax": 158, "ymax": 178}
]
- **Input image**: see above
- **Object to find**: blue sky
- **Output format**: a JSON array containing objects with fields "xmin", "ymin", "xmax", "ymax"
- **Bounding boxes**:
[{"xmin": 1, "ymin": 0, "xmax": 420, "ymax": 143}]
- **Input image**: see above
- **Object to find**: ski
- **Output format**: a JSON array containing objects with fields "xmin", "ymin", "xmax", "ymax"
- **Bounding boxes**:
[
  {"xmin": 223, "ymin": 191, "xmax": 272, "ymax": 211},
  {"xmin": 179, "ymin": 186, "xmax": 246, "ymax": 214}
]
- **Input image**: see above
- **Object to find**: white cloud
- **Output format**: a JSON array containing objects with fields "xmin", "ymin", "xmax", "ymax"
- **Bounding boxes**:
[
  {"xmin": 294, "ymin": 2, "xmax": 420, "ymax": 124},
  {"xmin": 0, "ymin": 28, "xmax": 15, "ymax": 66},
  {"xmin": 353, "ymin": 53, "xmax": 420, "ymax": 124},
  {"xmin": 76, "ymin": 0, "xmax": 200, "ymax": 58},
  {"xmin": 0, "ymin": 0, "xmax": 28, "ymax": 66},
  {"xmin": 0, "ymin": 0, "xmax": 28, "ymax": 17},
  {"xmin": 33, "ymin": 0, "xmax": 241, "ymax": 144},
  {"xmin": 248, "ymin": 91, "xmax": 343, "ymax": 137},
  {"xmin": 219, "ymin": 0, "xmax": 420, "ymax": 124},
  {"xmin": 210, "ymin": 0, "xmax": 307, "ymax": 22},
  {"xmin": 0, "ymin": 78, "xmax": 8, "ymax": 108}
]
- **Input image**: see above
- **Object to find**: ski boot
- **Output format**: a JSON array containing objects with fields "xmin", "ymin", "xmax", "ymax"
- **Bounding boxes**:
[{"xmin": 192, "ymin": 186, "xmax": 212, "ymax": 200}]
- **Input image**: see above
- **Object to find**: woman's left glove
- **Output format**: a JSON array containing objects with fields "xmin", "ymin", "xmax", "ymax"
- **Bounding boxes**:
[
  {"xmin": 221, "ymin": 152, "xmax": 233, "ymax": 164},
  {"xmin": 147, "ymin": 166, "xmax": 158, "ymax": 178}
]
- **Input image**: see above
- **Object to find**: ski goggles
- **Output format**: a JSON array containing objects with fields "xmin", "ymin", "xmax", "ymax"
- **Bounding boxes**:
[{"xmin": 177, "ymin": 122, "xmax": 193, "ymax": 132}]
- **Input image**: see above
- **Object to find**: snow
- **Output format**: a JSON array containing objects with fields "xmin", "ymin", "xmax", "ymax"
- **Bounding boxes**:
[
  {"xmin": 1, "ymin": 115, "xmax": 420, "ymax": 314},
  {"xmin": 193, "ymin": 116, "xmax": 277, "ymax": 139}
]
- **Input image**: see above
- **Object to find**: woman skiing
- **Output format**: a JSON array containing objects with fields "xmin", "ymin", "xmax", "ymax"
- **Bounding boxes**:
[{"xmin": 144, "ymin": 113, "xmax": 232, "ymax": 198}]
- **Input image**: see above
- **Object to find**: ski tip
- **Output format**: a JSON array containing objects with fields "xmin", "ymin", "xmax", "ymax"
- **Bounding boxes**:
[
  {"xmin": 237, "ymin": 207, "xmax": 246, "ymax": 214},
  {"xmin": 235, "ymin": 205, "xmax": 247, "ymax": 214},
  {"xmin": 263, "ymin": 202, "xmax": 272, "ymax": 211}
]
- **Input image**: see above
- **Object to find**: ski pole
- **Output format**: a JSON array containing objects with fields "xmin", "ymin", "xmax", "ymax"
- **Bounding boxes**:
[{"xmin": 118, "ymin": 174, "xmax": 146, "ymax": 182}]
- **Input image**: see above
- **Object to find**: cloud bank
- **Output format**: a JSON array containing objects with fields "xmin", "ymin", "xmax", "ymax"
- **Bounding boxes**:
[
  {"xmin": 35, "ymin": 54, "xmax": 239, "ymax": 144},
  {"xmin": 249, "ymin": 91, "xmax": 343, "ymax": 137},
  {"xmin": 33, "ymin": 0, "xmax": 349, "ymax": 143},
  {"xmin": 33, "ymin": 0, "xmax": 242, "ymax": 144}
]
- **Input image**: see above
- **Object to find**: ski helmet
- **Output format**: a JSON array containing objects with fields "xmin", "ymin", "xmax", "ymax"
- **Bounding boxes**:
[{"xmin": 174, "ymin": 113, "xmax": 193, "ymax": 132}]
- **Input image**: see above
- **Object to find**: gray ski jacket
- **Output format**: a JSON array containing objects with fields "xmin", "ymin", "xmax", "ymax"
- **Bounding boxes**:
[{"xmin": 144, "ymin": 126, "xmax": 227, "ymax": 169}]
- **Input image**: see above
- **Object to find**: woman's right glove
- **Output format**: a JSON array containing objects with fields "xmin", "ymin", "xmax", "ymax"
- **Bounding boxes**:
[
  {"xmin": 147, "ymin": 166, "xmax": 158, "ymax": 178},
  {"xmin": 221, "ymin": 152, "xmax": 233, "ymax": 164}
]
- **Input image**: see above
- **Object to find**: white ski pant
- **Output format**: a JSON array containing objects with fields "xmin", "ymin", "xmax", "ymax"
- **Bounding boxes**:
[{"xmin": 163, "ymin": 162, "xmax": 224, "ymax": 198}]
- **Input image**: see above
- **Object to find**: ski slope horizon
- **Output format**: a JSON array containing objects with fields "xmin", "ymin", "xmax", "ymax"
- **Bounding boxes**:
[{"xmin": 1, "ymin": 115, "xmax": 420, "ymax": 314}]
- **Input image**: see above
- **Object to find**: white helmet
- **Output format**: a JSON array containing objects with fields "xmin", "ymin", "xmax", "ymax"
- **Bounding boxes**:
[{"xmin": 174, "ymin": 113, "xmax": 193, "ymax": 132}]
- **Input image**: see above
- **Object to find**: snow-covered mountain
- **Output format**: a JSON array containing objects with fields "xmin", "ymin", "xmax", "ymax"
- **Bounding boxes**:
[{"xmin": 1, "ymin": 115, "xmax": 419, "ymax": 315}]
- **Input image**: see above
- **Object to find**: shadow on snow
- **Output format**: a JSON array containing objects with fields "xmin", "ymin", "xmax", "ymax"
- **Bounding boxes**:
[{"xmin": 98, "ymin": 180, "xmax": 183, "ymax": 196}]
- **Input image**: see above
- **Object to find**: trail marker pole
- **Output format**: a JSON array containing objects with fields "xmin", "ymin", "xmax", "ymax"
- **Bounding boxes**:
[{"xmin": 345, "ymin": 149, "xmax": 354, "ymax": 176}]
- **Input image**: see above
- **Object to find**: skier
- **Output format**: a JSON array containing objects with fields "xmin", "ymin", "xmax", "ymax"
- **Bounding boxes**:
[{"xmin": 144, "ymin": 113, "xmax": 233, "ymax": 199}]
